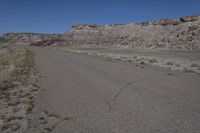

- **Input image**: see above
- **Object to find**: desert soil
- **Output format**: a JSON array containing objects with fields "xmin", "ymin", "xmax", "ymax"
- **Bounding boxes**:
[{"xmin": 25, "ymin": 47, "xmax": 200, "ymax": 133}]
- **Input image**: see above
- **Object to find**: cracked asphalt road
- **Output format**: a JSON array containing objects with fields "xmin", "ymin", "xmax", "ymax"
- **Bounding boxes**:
[{"xmin": 27, "ymin": 47, "xmax": 200, "ymax": 133}]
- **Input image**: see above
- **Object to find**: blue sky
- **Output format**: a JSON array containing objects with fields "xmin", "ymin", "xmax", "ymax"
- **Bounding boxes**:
[{"xmin": 0, "ymin": 0, "xmax": 200, "ymax": 33}]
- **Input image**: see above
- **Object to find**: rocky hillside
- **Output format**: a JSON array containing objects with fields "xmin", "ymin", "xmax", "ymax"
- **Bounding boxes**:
[
  {"xmin": 1, "ymin": 15, "xmax": 200, "ymax": 50},
  {"xmin": 61, "ymin": 15, "xmax": 200, "ymax": 50},
  {"xmin": 0, "ymin": 37, "xmax": 6, "ymax": 43},
  {"xmin": 0, "ymin": 33, "xmax": 61, "ymax": 45}
]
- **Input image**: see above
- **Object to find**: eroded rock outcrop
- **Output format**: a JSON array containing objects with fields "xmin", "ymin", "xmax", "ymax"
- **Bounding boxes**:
[
  {"xmin": 1, "ymin": 15, "xmax": 200, "ymax": 50},
  {"xmin": 61, "ymin": 15, "xmax": 200, "ymax": 50}
]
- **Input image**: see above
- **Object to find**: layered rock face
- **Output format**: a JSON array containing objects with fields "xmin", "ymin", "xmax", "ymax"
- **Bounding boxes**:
[
  {"xmin": 1, "ymin": 15, "xmax": 200, "ymax": 50},
  {"xmin": 62, "ymin": 15, "xmax": 200, "ymax": 50},
  {"xmin": 0, "ymin": 33, "xmax": 61, "ymax": 45}
]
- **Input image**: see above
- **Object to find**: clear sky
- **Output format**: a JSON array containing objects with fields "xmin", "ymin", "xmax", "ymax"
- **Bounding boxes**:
[{"xmin": 0, "ymin": 0, "xmax": 200, "ymax": 34}]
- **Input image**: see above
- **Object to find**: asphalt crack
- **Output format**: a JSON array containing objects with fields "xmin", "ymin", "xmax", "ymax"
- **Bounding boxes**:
[
  {"xmin": 107, "ymin": 78, "xmax": 146, "ymax": 112},
  {"xmin": 112, "ymin": 81, "xmax": 135, "ymax": 102}
]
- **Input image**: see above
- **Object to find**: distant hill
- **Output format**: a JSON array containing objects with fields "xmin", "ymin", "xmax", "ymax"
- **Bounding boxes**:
[{"xmin": 0, "ymin": 33, "xmax": 61, "ymax": 45}]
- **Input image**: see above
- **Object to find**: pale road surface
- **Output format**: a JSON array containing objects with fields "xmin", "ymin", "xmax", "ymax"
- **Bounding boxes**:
[{"xmin": 27, "ymin": 47, "xmax": 200, "ymax": 133}]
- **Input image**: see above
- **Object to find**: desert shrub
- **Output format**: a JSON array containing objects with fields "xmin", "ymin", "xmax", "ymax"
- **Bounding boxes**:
[
  {"xmin": 136, "ymin": 59, "xmax": 141, "ymax": 62},
  {"xmin": 133, "ymin": 56, "xmax": 137, "ymax": 59},
  {"xmin": 140, "ymin": 61, "xmax": 145, "ymax": 65},
  {"xmin": 175, "ymin": 63, "xmax": 181, "ymax": 67},
  {"xmin": 120, "ymin": 56, "xmax": 128, "ymax": 60},
  {"xmin": 190, "ymin": 63, "xmax": 199, "ymax": 67},
  {"xmin": 166, "ymin": 61, "xmax": 174, "ymax": 65},
  {"xmin": 149, "ymin": 58, "xmax": 158, "ymax": 63},
  {"xmin": 183, "ymin": 68, "xmax": 193, "ymax": 73}
]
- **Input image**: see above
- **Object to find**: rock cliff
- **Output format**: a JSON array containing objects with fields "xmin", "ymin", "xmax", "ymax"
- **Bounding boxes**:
[
  {"xmin": 1, "ymin": 15, "xmax": 200, "ymax": 50},
  {"xmin": 62, "ymin": 15, "xmax": 200, "ymax": 50}
]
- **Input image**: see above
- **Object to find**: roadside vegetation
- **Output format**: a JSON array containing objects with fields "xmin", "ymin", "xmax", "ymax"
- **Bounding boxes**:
[
  {"xmin": 0, "ymin": 46, "xmax": 33, "ymax": 90},
  {"xmin": 0, "ymin": 45, "xmax": 38, "ymax": 133},
  {"xmin": 51, "ymin": 47, "xmax": 200, "ymax": 74}
]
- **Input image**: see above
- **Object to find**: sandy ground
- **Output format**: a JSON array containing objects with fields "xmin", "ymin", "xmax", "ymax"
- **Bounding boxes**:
[{"xmin": 25, "ymin": 47, "xmax": 200, "ymax": 133}]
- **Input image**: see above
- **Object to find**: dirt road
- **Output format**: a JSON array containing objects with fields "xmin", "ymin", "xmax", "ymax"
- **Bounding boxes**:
[{"xmin": 27, "ymin": 47, "xmax": 200, "ymax": 133}]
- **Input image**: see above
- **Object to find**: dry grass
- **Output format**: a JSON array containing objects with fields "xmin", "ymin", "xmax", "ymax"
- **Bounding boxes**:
[
  {"xmin": 0, "ymin": 46, "xmax": 35, "ymax": 132},
  {"xmin": 0, "ymin": 46, "xmax": 34, "ymax": 91}
]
